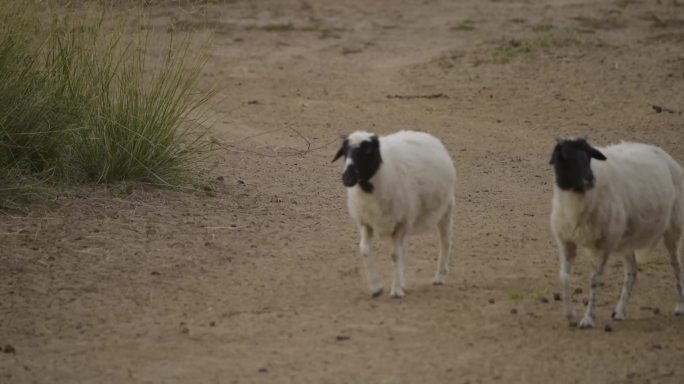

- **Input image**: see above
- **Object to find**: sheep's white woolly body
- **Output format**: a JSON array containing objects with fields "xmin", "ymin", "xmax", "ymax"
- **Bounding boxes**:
[
  {"xmin": 551, "ymin": 141, "xmax": 684, "ymax": 328},
  {"xmin": 342, "ymin": 130, "xmax": 456, "ymax": 298},
  {"xmin": 347, "ymin": 132, "xmax": 454, "ymax": 236},
  {"xmin": 552, "ymin": 143, "xmax": 678, "ymax": 252}
]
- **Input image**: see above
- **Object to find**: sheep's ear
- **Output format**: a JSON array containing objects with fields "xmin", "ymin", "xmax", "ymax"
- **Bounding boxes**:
[
  {"xmin": 332, "ymin": 139, "xmax": 348, "ymax": 162},
  {"xmin": 590, "ymin": 147, "xmax": 607, "ymax": 161},
  {"xmin": 370, "ymin": 135, "xmax": 379, "ymax": 146},
  {"xmin": 549, "ymin": 145, "xmax": 561, "ymax": 164},
  {"xmin": 363, "ymin": 135, "xmax": 379, "ymax": 155}
]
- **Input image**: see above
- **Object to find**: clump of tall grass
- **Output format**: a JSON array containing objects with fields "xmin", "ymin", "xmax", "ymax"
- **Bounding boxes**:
[
  {"xmin": 0, "ymin": 2, "xmax": 56, "ymax": 207},
  {"xmin": 0, "ymin": 2, "xmax": 213, "ymax": 207},
  {"xmin": 49, "ymin": 11, "xmax": 213, "ymax": 185},
  {"xmin": 0, "ymin": 2, "xmax": 56, "ymax": 175}
]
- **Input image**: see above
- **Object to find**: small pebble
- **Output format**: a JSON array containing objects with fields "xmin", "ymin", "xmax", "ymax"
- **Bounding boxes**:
[
  {"xmin": 179, "ymin": 323, "xmax": 189, "ymax": 334},
  {"xmin": 653, "ymin": 308, "xmax": 661, "ymax": 315},
  {"xmin": 209, "ymin": 321, "xmax": 216, "ymax": 327},
  {"xmin": 540, "ymin": 297, "xmax": 549, "ymax": 303},
  {"xmin": 336, "ymin": 335, "xmax": 350, "ymax": 341},
  {"xmin": 574, "ymin": 288, "xmax": 583, "ymax": 295},
  {"xmin": 2, "ymin": 344, "xmax": 15, "ymax": 354},
  {"xmin": 510, "ymin": 308, "xmax": 518, "ymax": 315},
  {"xmin": 258, "ymin": 368, "xmax": 268, "ymax": 373},
  {"xmin": 488, "ymin": 298, "xmax": 495, "ymax": 304},
  {"xmin": 582, "ymin": 298, "xmax": 589, "ymax": 306},
  {"xmin": 553, "ymin": 293, "xmax": 562, "ymax": 301},
  {"xmin": 604, "ymin": 325, "xmax": 613, "ymax": 332},
  {"xmin": 651, "ymin": 344, "xmax": 663, "ymax": 350}
]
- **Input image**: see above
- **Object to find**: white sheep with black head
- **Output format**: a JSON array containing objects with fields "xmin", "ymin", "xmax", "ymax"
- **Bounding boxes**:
[
  {"xmin": 549, "ymin": 138, "xmax": 684, "ymax": 329},
  {"xmin": 333, "ymin": 130, "xmax": 456, "ymax": 298}
]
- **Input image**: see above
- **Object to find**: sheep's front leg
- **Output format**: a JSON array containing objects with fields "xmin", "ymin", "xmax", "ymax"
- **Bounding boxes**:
[
  {"xmin": 612, "ymin": 252, "xmax": 637, "ymax": 320},
  {"xmin": 579, "ymin": 251, "xmax": 610, "ymax": 329},
  {"xmin": 664, "ymin": 229, "xmax": 684, "ymax": 315},
  {"xmin": 360, "ymin": 225, "xmax": 383, "ymax": 298},
  {"xmin": 390, "ymin": 225, "xmax": 407, "ymax": 299},
  {"xmin": 558, "ymin": 241, "xmax": 578, "ymax": 323},
  {"xmin": 433, "ymin": 200, "xmax": 453, "ymax": 285}
]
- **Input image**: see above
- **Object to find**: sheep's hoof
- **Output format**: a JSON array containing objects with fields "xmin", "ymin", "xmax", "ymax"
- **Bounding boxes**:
[
  {"xmin": 564, "ymin": 309, "xmax": 577, "ymax": 323},
  {"xmin": 371, "ymin": 288, "xmax": 384, "ymax": 298},
  {"xmin": 432, "ymin": 276, "xmax": 446, "ymax": 286},
  {"xmin": 611, "ymin": 311, "xmax": 626, "ymax": 321},
  {"xmin": 675, "ymin": 304, "xmax": 684, "ymax": 316},
  {"xmin": 390, "ymin": 290, "xmax": 405, "ymax": 299},
  {"xmin": 578, "ymin": 317, "xmax": 595, "ymax": 330}
]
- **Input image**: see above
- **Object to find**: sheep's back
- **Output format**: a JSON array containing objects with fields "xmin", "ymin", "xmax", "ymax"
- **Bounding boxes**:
[
  {"xmin": 595, "ymin": 142, "xmax": 679, "ymax": 213},
  {"xmin": 381, "ymin": 131, "xmax": 456, "ymax": 234}
]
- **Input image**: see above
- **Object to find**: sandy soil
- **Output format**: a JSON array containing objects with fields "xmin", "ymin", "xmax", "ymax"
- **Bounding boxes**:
[{"xmin": 2, "ymin": 0, "xmax": 684, "ymax": 382}]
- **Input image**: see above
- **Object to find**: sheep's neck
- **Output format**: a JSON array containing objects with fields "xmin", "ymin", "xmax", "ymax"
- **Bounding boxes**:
[{"xmin": 359, "ymin": 179, "xmax": 374, "ymax": 193}]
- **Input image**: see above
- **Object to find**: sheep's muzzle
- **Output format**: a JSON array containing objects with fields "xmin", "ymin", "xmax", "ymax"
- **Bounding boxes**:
[{"xmin": 342, "ymin": 167, "xmax": 359, "ymax": 187}]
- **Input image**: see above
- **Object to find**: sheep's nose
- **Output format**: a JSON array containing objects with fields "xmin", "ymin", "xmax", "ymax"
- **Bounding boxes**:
[{"xmin": 342, "ymin": 168, "xmax": 358, "ymax": 187}]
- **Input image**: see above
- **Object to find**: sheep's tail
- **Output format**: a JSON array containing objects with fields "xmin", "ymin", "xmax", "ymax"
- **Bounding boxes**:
[
  {"xmin": 671, "ymin": 161, "xmax": 684, "ymax": 232},
  {"xmin": 672, "ymin": 178, "xmax": 684, "ymax": 232},
  {"xmin": 638, "ymin": 162, "xmax": 684, "ymax": 263}
]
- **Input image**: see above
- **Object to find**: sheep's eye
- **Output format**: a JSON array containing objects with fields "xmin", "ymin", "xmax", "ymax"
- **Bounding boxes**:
[{"xmin": 553, "ymin": 149, "xmax": 564, "ymax": 163}]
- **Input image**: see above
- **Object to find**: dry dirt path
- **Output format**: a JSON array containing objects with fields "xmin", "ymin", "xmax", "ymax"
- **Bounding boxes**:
[{"xmin": 2, "ymin": 0, "xmax": 684, "ymax": 383}]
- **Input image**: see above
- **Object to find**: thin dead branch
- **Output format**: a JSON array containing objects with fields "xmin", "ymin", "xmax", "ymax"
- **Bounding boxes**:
[{"xmin": 210, "ymin": 124, "xmax": 339, "ymax": 158}]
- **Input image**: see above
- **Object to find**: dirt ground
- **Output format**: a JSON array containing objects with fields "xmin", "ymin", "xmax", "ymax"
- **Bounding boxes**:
[{"xmin": 2, "ymin": 0, "xmax": 684, "ymax": 382}]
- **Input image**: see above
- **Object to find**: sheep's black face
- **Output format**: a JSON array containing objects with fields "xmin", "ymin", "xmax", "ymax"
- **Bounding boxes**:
[
  {"xmin": 549, "ymin": 138, "xmax": 607, "ymax": 193},
  {"xmin": 332, "ymin": 135, "xmax": 382, "ymax": 193}
]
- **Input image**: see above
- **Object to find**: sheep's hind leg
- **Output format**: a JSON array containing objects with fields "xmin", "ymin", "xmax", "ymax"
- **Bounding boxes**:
[
  {"xmin": 360, "ymin": 225, "xmax": 383, "ymax": 298},
  {"xmin": 433, "ymin": 200, "xmax": 453, "ymax": 285},
  {"xmin": 558, "ymin": 241, "xmax": 578, "ymax": 324},
  {"xmin": 664, "ymin": 228, "xmax": 684, "ymax": 315},
  {"xmin": 390, "ymin": 225, "xmax": 407, "ymax": 299},
  {"xmin": 612, "ymin": 252, "xmax": 637, "ymax": 321},
  {"xmin": 579, "ymin": 251, "xmax": 609, "ymax": 329}
]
